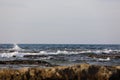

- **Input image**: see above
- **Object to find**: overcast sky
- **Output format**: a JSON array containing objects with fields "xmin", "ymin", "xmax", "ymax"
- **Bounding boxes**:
[{"xmin": 0, "ymin": 0, "xmax": 120, "ymax": 44}]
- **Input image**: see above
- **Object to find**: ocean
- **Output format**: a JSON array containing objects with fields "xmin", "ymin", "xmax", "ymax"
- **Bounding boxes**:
[{"xmin": 0, "ymin": 44, "xmax": 120, "ymax": 68}]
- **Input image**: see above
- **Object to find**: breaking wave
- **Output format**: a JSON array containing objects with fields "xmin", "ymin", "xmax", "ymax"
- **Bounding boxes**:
[{"xmin": 0, "ymin": 44, "xmax": 120, "ymax": 58}]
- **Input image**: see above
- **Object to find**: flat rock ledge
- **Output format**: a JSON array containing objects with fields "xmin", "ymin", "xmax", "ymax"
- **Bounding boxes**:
[
  {"xmin": 0, "ymin": 64, "xmax": 119, "ymax": 80},
  {"xmin": 0, "ymin": 60, "xmax": 56, "ymax": 67}
]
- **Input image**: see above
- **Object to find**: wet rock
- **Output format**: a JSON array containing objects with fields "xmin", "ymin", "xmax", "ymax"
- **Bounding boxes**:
[
  {"xmin": 0, "ymin": 60, "xmax": 55, "ymax": 67},
  {"xmin": 88, "ymin": 53, "xmax": 120, "ymax": 59},
  {"xmin": 24, "ymin": 55, "xmax": 48, "ymax": 58}
]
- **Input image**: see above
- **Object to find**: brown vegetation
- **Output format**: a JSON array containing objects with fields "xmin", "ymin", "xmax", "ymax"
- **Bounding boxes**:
[{"xmin": 0, "ymin": 64, "xmax": 119, "ymax": 80}]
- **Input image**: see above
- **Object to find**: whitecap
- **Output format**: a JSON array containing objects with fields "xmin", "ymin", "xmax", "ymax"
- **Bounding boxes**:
[
  {"xmin": 56, "ymin": 50, "xmax": 68, "ymax": 54},
  {"xmin": 98, "ymin": 57, "xmax": 111, "ymax": 62},
  {"xmin": 0, "ymin": 51, "xmax": 19, "ymax": 58}
]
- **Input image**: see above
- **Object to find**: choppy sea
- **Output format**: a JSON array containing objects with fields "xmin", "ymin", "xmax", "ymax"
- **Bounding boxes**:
[{"xmin": 0, "ymin": 44, "xmax": 120, "ymax": 68}]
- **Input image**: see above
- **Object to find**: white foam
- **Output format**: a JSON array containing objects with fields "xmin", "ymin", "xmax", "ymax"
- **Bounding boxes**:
[
  {"xmin": 56, "ymin": 50, "xmax": 78, "ymax": 55},
  {"xmin": 12, "ymin": 44, "xmax": 21, "ymax": 51},
  {"xmin": 39, "ymin": 50, "xmax": 74, "ymax": 55},
  {"xmin": 39, "ymin": 51, "xmax": 55, "ymax": 55},
  {"xmin": 0, "ymin": 51, "xmax": 56, "ymax": 58},
  {"xmin": 0, "ymin": 51, "xmax": 19, "ymax": 58},
  {"xmin": 102, "ymin": 49, "xmax": 112, "ymax": 54},
  {"xmin": 7, "ymin": 44, "xmax": 22, "ymax": 52},
  {"xmin": 56, "ymin": 50, "xmax": 68, "ymax": 54},
  {"xmin": 0, "ymin": 52, "xmax": 39, "ymax": 58},
  {"xmin": 91, "ymin": 49, "xmax": 114, "ymax": 54},
  {"xmin": 98, "ymin": 57, "xmax": 111, "ymax": 62},
  {"xmin": 1, "ymin": 49, "xmax": 118, "ymax": 58},
  {"xmin": 93, "ymin": 50, "xmax": 102, "ymax": 54},
  {"xmin": 39, "ymin": 51, "xmax": 47, "ymax": 54},
  {"xmin": 79, "ymin": 50, "xmax": 92, "ymax": 53}
]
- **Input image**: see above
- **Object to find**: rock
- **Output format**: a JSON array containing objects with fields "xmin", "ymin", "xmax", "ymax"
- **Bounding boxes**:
[
  {"xmin": 0, "ymin": 64, "xmax": 119, "ymax": 80},
  {"xmin": 0, "ymin": 60, "xmax": 55, "ymax": 67},
  {"xmin": 88, "ymin": 53, "xmax": 120, "ymax": 59},
  {"xmin": 23, "ymin": 55, "xmax": 48, "ymax": 58}
]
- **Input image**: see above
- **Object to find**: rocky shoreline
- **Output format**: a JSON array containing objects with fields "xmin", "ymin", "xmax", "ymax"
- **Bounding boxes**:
[
  {"xmin": 87, "ymin": 53, "xmax": 120, "ymax": 59},
  {"xmin": 0, "ymin": 64, "xmax": 119, "ymax": 80},
  {"xmin": 0, "ymin": 60, "xmax": 55, "ymax": 67}
]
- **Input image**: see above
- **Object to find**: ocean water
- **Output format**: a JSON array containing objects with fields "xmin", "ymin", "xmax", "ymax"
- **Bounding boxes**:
[{"xmin": 0, "ymin": 44, "xmax": 120, "ymax": 68}]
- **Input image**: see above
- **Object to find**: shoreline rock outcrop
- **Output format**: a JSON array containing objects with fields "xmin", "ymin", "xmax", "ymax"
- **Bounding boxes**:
[
  {"xmin": 0, "ymin": 60, "xmax": 56, "ymax": 67},
  {"xmin": 0, "ymin": 64, "xmax": 119, "ymax": 80}
]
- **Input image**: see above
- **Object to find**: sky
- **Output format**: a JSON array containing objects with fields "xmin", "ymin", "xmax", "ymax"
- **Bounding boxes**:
[{"xmin": 0, "ymin": 0, "xmax": 120, "ymax": 44}]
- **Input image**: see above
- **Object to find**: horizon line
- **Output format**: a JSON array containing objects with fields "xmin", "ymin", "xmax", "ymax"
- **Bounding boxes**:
[{"xmin": 0, "ymin": 43, "xmax": 120, "ymax": 45}]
